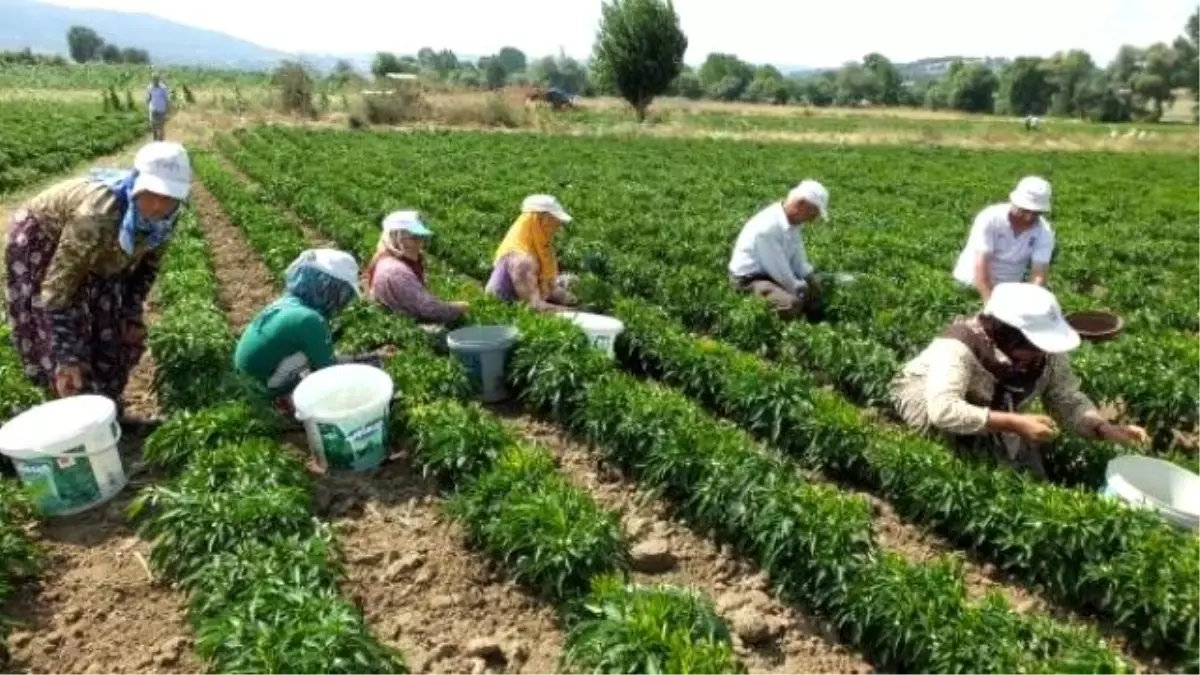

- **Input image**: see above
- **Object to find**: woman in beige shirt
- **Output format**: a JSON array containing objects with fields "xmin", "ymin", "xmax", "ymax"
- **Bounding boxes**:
[{"xmin": 890, "ymin": 283, "xmax": 1148, "ymax": 476}]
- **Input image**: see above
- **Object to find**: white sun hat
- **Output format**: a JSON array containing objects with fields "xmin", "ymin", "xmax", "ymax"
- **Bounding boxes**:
[
  {"xmin": 1009, "ymin": 176, "xmax": 1051, "ymax": 213},
  {"xmin": 288, "ymin": 248, "xmax": 361, "ymax": 297},
  {"xmin": 132, "ymin": 141, "xmax": 192, "ymax": 201},
  {"xmin": 984, "ymin": 282, "xmax": 1080, "ymax": 353},
  {"xmin": 382, "ymin": 210, "xmax": 432, "ymax": 237},
  {"xmin": 521, "ymin": 194, "xmax": 572, "ymax": 224},
  {"xmin": 787, "ymin": 179, "xmax": 830, "ymax": 219}
]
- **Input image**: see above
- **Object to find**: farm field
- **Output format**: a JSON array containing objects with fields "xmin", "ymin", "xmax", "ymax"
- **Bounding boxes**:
[
  {"xmin": 0, "ymin": 63, "xmax": 268, "ymax": 91},
  {"xmin": 0, "ymin": 92, "xmax": 1197, "ymax": 675},
  {"xmin": 0, "ymin": 101, "xmax": 143, "ymax": 195}
]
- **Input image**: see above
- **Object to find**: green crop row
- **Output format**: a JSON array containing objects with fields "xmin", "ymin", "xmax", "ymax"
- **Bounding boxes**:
[
  {"xmin": 220, "ymin": 125, "xmax": 1197, "ymax": 458},
  {"xmin": 0, "ymin": 102, "xmax": 144, "ymax": 195},
  {"xmin": 228, "ymin": 125, "xmax": 1198, "ymax": 443},
  {"xmin": 607, "ymin": 298, "xmax": 1199, "ymax": 666},
  {"xmin": 216, "ymin": 130, "xmax": 1182, "ymax": 487},
  {"xmin": 346, "ymin": 304, "xmax": 743, "ymax": 673},
  {"xmin": 0, "ymin": 317, "xmax": 49, "ymax": 665},
  {"xmin": 131, "ymin": 197, "xmax": 407, "ymax": 673},
  {"xmin": 0, "ymin": 64, "xmax": 271, "ymax": 90},
  {"xmin": 336, "ymin": 154, "xmax": 1195, "ymax": 666},
  {"xmin": 438, "ymin": 276, "xmax": 1135, "ymax": 674},
  {"xmin": 210, "ymin": 148, "xmax": 1138, "ymax": 673},
  {"xmin": 195, "ymin": 153, "xmax": 747, "ymax": 674}
]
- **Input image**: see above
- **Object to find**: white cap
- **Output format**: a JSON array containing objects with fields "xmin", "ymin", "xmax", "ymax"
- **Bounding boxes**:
[
  {"xmin": 288, "ymin": 248, "xmax": 361, "ymax": 297},
  {"xmin": 132, "ymin": 141, "xmax": 191, "ymax": 201},
  {"xmin": 382, "ymin": 210, "xmax": 432, "ymax": 237},
  {"xmin": 984, "ymin": 283, "xmax": 1079, "ymax": 354},
  {"xmin": 521, "ymin": 194, "xmax": 572, "ymax": 224},
  {"xmin": 1009, "ymin": 176, "xmax": 1051, "ymax": 213},
  {"xmin": 786, "ymin": 180, "xmax": 829, "ymax": 219}
]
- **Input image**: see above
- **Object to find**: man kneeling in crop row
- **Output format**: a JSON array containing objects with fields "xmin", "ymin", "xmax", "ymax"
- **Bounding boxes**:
[
  {"xmin": 952, "ymin": 176, "xmax": 1054, "ymax": 302},
  {"xmin": 728, "ymin": 180, "xmax": 830, "ymax": 321},
  {"xmin": 234, "ymin": 249, "xmax": 381, "ymax": 415},
  {"xmin": 889, "ymin": 282, "xmax": 1148, "ymax": 477}
]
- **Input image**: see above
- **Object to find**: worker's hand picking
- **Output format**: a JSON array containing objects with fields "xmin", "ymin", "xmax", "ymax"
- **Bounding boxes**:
[
  {"xmin": 1017, "ymin": 414, "xmax": 1058, "ymax": 443},
  {"xmin": 1100, "ymin": 423, "xmax": 1150, "ymax": 448}
]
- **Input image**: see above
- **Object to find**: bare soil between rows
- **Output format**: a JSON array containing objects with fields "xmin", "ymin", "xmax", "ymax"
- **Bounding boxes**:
[
  {"xmin": 312, "ymin": 450, "xmax": 566, "ymax": 674},
  {"xmin": 2, "ymin": 249, "xmax": 188, "ymax": 672},
  {"xmin": 492, "ymin": 406, "xmax": 874, "ymax": 674},
  {"xmin": 3, "ymin": 434, "xmax": 200, "ymax": 675}
]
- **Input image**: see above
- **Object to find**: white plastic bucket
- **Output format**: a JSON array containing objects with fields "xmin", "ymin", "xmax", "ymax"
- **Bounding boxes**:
[
  {"xmin": 1102, "ymin": 455, "xmax": 1200, "ymax": 531},
  {"xmin": 292, "ymin": 364, "xmax": 394, "ymax": 472},
  {"xmin": 560, "ymin": 312, "xmax": 625, "ymax": 359},
  {"xmin": 446, "ymin": 325, "xmax": 519, "ymax": 403},
  {"xmin": 0, "ymin": 395, "xmax": 127, "ymax": 517}
]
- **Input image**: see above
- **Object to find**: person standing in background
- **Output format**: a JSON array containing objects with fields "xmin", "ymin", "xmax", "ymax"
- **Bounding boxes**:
[{"xmin": 146, "ymin": 75, "xmax": 170, "ymax": 141}]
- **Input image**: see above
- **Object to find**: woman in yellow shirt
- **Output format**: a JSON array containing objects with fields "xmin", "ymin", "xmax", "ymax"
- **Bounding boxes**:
[{"xmin": 484, "ymin": 194, "xmax": 578, "ymax": 312}]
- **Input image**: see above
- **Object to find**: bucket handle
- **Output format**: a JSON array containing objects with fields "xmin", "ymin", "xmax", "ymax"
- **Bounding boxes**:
[{"xmin": 5, "ymin": 423, "xmax": 124, "ymax": 461}]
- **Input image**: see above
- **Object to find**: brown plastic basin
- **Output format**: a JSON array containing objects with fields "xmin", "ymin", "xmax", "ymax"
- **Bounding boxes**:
[{"xmin": 1066, "ymin": 311, "xmax": 1124, "ymax": 342}]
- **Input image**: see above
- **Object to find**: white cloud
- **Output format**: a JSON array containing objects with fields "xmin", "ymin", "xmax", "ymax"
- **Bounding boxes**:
[{"xmin": 42, "ymin": 0, "xmax": 1199, "ymax": 67}]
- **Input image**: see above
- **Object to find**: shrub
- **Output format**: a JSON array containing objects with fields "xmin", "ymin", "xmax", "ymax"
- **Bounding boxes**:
[{"xmin": 271, "ymin": 61, "xmax": 317, "ymax": 117}]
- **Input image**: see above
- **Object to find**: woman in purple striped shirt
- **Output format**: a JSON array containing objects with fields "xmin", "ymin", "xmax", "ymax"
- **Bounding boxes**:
[{"xmin": 366, "ymin": 211, "xmax": 469, "ymax": 325}]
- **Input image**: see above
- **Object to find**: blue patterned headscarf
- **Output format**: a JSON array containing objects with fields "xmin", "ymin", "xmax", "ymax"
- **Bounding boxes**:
[
  {"xmin": 90, "ymin": 168, "xmax": 181, "ymax": 255},
  {"xmin": 284, "ymin": 261, "xmax": 357, "ymax": 317}
]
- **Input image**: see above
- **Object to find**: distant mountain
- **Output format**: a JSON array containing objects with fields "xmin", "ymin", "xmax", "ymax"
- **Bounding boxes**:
[{"xmin": 0, "ymin": 0, "xmax": 292, "ymax": 69}]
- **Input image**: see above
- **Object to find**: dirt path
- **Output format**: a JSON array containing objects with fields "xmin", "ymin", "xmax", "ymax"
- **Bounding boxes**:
[
  {"xmin": 319, "ymin": 458, "xmax": 564, "ymax": 674},
  {"xmin": 495, "ymin": 408, "xmax": 873, "ymax": 674},
  {"xmin": 3, "ymin": 471, "xmax": 201, "ymax": 674},
  {"xmin": 189, "ymin": 182, "xmax": 278, "ymax": 333},
  {"xmin": 2, "ymin": 240, "xmax": 186, "ymax": 674}
]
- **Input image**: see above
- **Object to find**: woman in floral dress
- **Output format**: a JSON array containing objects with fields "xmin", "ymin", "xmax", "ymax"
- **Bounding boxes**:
[{"xmin": 4, "ymin": 141, "xmax": 192, "ymax": 411}]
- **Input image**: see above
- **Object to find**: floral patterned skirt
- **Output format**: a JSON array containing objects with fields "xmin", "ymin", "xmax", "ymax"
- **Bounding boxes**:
[{"xmin": 5, "ymin": 210, "xmax": 144, "ymax": 407}]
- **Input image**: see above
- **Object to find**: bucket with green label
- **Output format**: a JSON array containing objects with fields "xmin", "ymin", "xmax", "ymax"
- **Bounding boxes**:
[
  {"xmin": 292, "ymin": 364, "xmax": 394, "ymax": 472},
  {"xmin": 0, "ymin": 395, "xmax": 127, "ymax": 517}
]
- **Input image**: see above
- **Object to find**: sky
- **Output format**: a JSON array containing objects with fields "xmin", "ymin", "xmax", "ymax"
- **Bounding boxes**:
[{"xmin": 42, "ymin": 0, "xmax": 1200, "ymax": 68}]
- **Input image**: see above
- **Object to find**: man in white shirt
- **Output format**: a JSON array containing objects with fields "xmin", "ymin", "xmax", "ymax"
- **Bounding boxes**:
[
  {"xmin": 952, "ymin": 176, "xmax": 1055, "ymax": 302},
  {"xmin": 146, "ymin": 75, "xmax": 170, "ymax": 141},
  {"xmin": 728, "ymin": 180, "xmax": 829, "ymax": 320}
]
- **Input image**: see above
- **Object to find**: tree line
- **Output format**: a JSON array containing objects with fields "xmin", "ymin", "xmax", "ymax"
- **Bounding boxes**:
[
  {"xmin": 66, "ymin": 26, "xmax": 151, "ymax": 65},
  {"xmin": 365, "ymin": 5, "xmax": 1197, "ymax": 123},
  {"xmin": 0, "ymin": 48, "xmax": 69, "ymax": 66}
]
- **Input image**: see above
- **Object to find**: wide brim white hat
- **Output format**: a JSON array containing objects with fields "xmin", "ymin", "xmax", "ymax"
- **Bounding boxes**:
[
  {"xmin": 787, "ymin": 179, "xmax": 829, "ymax": 220},
  {"xmin": 1009, "ymin": 176, "xmax": 1051, "ymax": 213},
  {"xmin": 132, "ymin": 141, "xmax": 192, "ymax": 201},
  {"xmin": 382, "ymin": 210, "xmax": 433, "ymax": 237},
  {"xmin": 133, "ymin": 173, "xmax": 190, "ymax": 201},
  {"xmin": 289, "ymin": 248, "xmax": 362, "ymax": 297},
  {"xmin": 984, "ymin": 283, "xmax": 1080, "ymax": 354},
  {"xmin": 521, "ymin": 194, "xmax": 572, "ymax": 224}
]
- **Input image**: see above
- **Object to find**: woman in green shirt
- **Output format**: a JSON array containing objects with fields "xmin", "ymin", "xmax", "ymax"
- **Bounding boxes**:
[{"xmin": 235, "ymin": 249, "xmax": 374, "ymax": 411}]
